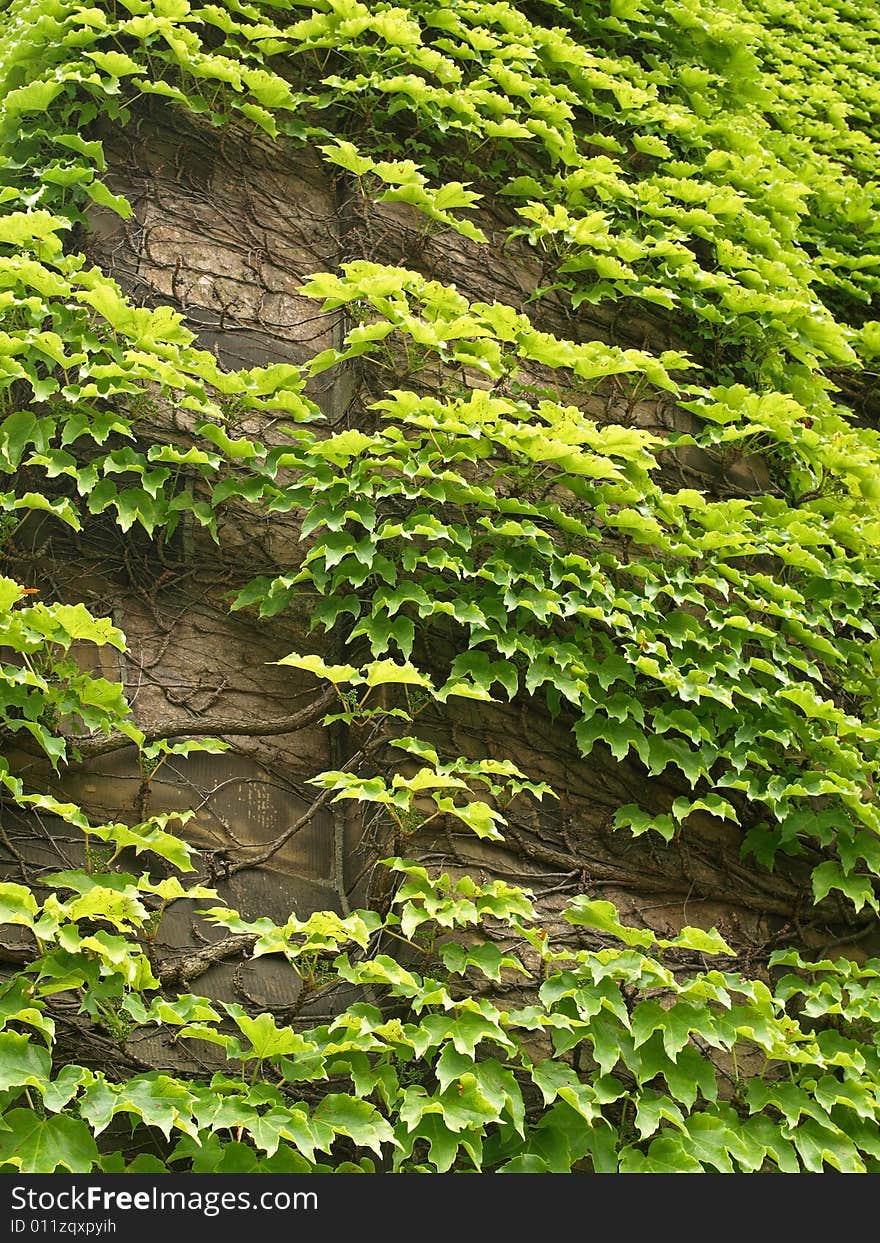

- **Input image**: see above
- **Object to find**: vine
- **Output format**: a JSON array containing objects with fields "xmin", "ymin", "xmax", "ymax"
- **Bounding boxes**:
[{"xmin": 0, "ymin": 0, "xmax": 877, "ymax": 1172}]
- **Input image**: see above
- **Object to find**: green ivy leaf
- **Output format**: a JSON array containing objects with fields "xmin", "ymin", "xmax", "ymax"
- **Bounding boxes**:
[
  {"xmin": 0, "ymin": 1031, "xmax": 51, "ymax": 1091},
  {"xmin": 564, "ymin": 897, "xmax": 655, "ymax": 947},
  {"xmin": 312, "ymin": 1095, "xmax": 397, "ymax": 1154},
  {"xmin": 0, "ymin": 1110, "xmax": 98, "ymax": 1173}
]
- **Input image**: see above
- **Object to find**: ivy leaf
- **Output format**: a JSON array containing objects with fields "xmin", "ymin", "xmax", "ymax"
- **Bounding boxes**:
[
  {"xmin": 196, "ymin": 422, "xmax": 261, "ymax": 459},
  {"xmin": 433, "ymin": 797, "xmax": 505, "ymax": 840},
  {"xmin": 84, "ymin": 179, "xmax": 132, "ymax": 218},
  {"xmin": 400, "ymin": 1114, "xmax": 473, "ymax": 1172},
  {"xmin": 433, "ymin": 1080, "xmax": 503, "ymax": 1132},
  {"xmin": 619, "ymin": 1135, "xmax": 704, "ymax": 1173},
  {"xmin": 681, "ymin": 1111, "xmax": 746, "ymax": 1173},
  {"xmin": 439, "ymin": 940, "xmax": 525, "ymax": 981},
  {"xmin": 390, "ymin": 737, "xmax": 440, "ymax": 765},
  {"xmin": 364, "ymin": 659, "xmax": 433, "ymax": 689},
  {"xmin": 319, "ymin": 140, "xmax": 374, "ymax": 176},
  {"xmin": 274, "ymin": 652, "xmax": 358, "ymax": 684},
  {"xmin": 790, "ymin": 1119, "xmax": 864, "ymax": 1173},
  {"xmin": 632, "ymin": 1001, "xmax": 710, "ymax": 1060},
  {"xmin": 613, "ymin": 804, "xmax": 676, "ymax": 842},
  {"xmin": 40, "ymin": 1065, "xmax": 91, "ymax": 1114},
  {"xmin": 812, "ymin": 862, "xmax": 879, "ymax": 913},
  {"xmin": 88, "ymin": 818, "xmax": 196, "ymax": 873},
  {"xmin": 229, "ymin": 1011, "xmax": 308, "ymax": 1061},
  {"xmin": 0, "ymin": 882, "xmax": 38, "ymax": 928},
  {"xmin": 450, "ymin": 652, "xmax": 519, "ymax": 699},
  {"xmin": 660, "ymin": 926, "xmax": 735, "ymax": 956},
  {"xmin": 0, "ymin": 1110, "xmax": 98, "ymax": 1173},
  {"xmin": 498, "ymin": 1153, "xmax": 552, "ymax": 1173},
  {"xmin": 312, "ymin": 1095, "xmax": 397, "ymax": 1154},
  {"xmin": 739, "ymin": 1114, "xmax": 799, "ymax": 1173},
  {"xmin": 634, "ymin": 1090, "xmax": 687, "ymax": 1139},
  {"xmin": 564, "ymin": 897, "xmax": 655, "ymax": 948},
  {"xmin": 0, "ymin": 1031, "xmax": 51, "ymax": 1091},
  {"xmin": 84, "ymin": 1075, "xmax": 197, "ymax": 1140}
]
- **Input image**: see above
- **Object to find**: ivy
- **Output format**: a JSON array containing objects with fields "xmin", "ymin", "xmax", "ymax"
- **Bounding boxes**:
[
  {"xmin": 0, "ymin": 0, "xmax": 877, "ymax": 1175},
  {"xmin": 7, "ymin": 806, "xmax": 880, "ymax": 1172}
]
